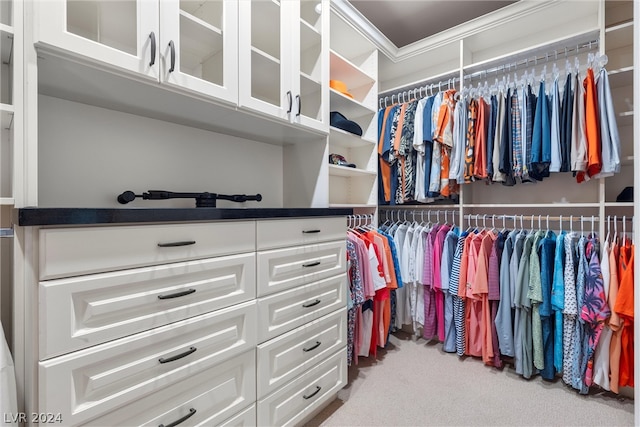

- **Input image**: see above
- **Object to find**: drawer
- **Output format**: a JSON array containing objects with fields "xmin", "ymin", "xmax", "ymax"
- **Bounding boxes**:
[
  {"xmin": 39, "ymin": 221, "xmax": 255, "ymax": 280},
  {"xmin": 257, "ymin": 217, "xmax": 345, "ymax": 250},
  {"xmin": 219, "ymin": 404, "xmax": 256, "ymax": 427},
  {"xmin": 257, "ymin": 274, "xmax": 347, "ymax": 343},
  {"xmin": 257, "ymin": 240, "xmax": 346, "ymax": 297},
  {"xmin": 257, "ymin": 309, "xmax": 347, "ymax": 399},
  {"xmin": 257, "ymin": 349, "xmax": 347, "ymax": 427},
  {"xmin": 84, "ymin": 350, "xmax": 256, "ymax": 427},
  {"xmin": 39, "ymin": 302, "xmax": 256, "ymax": 426},
  {"xmin": 40, "ymin": 253, "xmax": 256, "ymax": 359}
]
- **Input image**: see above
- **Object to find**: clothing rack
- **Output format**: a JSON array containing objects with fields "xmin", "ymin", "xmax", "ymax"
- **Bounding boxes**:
[
  {"xmin": 347, "ymin": 214, "xmax": 375, "ymax": 228},
  {"xmin": 378, "ymin": 37, "xmax": 599, "ymax": 109}
]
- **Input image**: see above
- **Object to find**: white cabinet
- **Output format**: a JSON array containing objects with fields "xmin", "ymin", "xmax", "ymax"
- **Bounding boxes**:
[
  {"xmin": 238, "ymin": 0, "xmax": 329, "ymax": 132},
  {"xmin": 35, "ymin": 0, "xmax": 239, "ymax": 104}
]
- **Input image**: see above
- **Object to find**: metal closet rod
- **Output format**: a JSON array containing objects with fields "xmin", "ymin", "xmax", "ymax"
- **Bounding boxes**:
[{"xmin": 378, "ymin": 38, "xmax": 599, "ymax": 109}]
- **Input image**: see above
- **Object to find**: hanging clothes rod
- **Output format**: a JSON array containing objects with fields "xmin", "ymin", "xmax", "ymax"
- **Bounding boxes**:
[{"xmin": 378, "ymin": 37, "xmax": 599, "ymax": 109}]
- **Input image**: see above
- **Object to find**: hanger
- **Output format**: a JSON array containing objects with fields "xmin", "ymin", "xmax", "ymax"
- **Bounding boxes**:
[
  {"xmin": 622, "ymin": 216, "xmax": 626, "ymax": 246},
  {"xmin": 581, "ymin": 215, "xmax": 584, "ymax": 236},
  {"xmin": 591, "ymin": 215, "xmax": 595, "ymax": 237},
  {"xmin": 606, "ymin": 215, "xmax": 611, "ymax": 244},
  {"xmin": 559, "ymin": 214, "xmax": 563, "ymax": 232},
  {"xmin": 570, "ymin": 215, "xmax": 573, "ymax": 233},
  {"xmin": 614, "ymin": 215, "xmax": 618, "ymax": 244},
  {"xmin": 546, "ymin": 215, "xmax": 550, "ymax": 233}
]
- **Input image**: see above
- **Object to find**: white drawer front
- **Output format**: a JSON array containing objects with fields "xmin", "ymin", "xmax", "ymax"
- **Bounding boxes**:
[
  {"xmin": 40, "ymin": 253, "xmax": 256, "ymax": 359},
  {"xmin": 39, "ymin": 221, "xmax": 255, "ymax": 280},
  {"xmin": 257, "ymin": 217, "xmax": 345, "ymax": 250},
  {"xmin": 257, "ymin": 309, "xmax": 347, "ymax": 399},
  {"xmin": 218, "ymin": 404, "xmax": 256, "ymax": 427},
  {"xmin": 39, "ymin": 302, "xmax": 256, "ymax": 426},
  {"xmin": 84, "ymin": 350, "xmax": 256, "ymax": 427},
  {"xmin": 257, "ymin": 240, "xmax": 346, "ymax": 297},
  {"xmin": 257, "ymin": 350, "xmax": 347, "ymax": 427},
  {"xmin": 257, "ymin": 274, "xmax": 347, "ymax": 343}
]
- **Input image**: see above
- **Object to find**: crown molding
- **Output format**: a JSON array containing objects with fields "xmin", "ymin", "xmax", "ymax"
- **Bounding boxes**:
[
  {"xmin": 332, "ymin": 0, "xmax": 559, "ymax": 63},
  {"xmin": 330, "ymin": 0, "xmax": 399, "ymax": 58}
]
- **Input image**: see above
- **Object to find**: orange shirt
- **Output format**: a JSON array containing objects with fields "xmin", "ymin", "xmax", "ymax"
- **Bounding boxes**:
[
  {"xmin": 584, "ymin": 68, "xmax": 602, "ymax": 178},
  {"xmin": 614, "ymin": 243, "xmax": 634, "ymax": 388}
]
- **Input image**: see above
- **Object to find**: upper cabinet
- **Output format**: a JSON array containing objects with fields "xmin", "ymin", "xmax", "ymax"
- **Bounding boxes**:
[
  {"xmin": 35, "ymin": 0, "xmax": 239, "ymax": 104},
  {"xmin": 35, "ymin": 0, "xmax": 160, "ymax": 80},
  {"xmin": 159, "ymin": 0, "xmax": 238, "ymax": 103},
  {"xmin": 238, "ymin": 0, "xmax": 329, "ymax": 133}
]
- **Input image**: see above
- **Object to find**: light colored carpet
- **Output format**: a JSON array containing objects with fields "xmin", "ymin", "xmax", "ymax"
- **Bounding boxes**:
[{"xmin": 305, "ymin": 331, "xmax": 634, "ymax": 427}]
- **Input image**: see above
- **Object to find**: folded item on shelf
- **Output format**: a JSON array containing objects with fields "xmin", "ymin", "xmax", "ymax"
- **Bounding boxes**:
[
  {"xmin": 329, "ymin": 153, "xmax": 356, "ymax": 168},
  {"xmin": 616, "ymin": 186, "xmax": 633, "ymax": 202},
  {"xmin": 330, "ymin": 111, "xmax": 363, "ymax": 136},
  {"xmin": 329, "ymin": 79, "xmax": 354, "ymax": 98}
]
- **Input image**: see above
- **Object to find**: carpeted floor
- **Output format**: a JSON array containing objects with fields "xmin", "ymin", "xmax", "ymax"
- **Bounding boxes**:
[{"xmin": 305, "ymin": 331, "xmax": 634, "ymax": 426}]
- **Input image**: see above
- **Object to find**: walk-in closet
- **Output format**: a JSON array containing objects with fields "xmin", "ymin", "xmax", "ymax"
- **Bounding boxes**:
[{"xmin": 0, "ymin": 0, "xmax": 637, "ymax": 426}]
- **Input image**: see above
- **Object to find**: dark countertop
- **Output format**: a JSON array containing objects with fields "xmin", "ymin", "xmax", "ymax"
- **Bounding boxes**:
[{"xmin": 16, "ymin": 207, "xmax": 354, "ymax": 226}]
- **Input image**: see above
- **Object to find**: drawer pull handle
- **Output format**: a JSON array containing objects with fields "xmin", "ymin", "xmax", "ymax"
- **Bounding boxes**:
[
  {"xmin": 302, "ymin": 341, "xmax": 322, "ymax": 352},
  {"xmin": 159, "ymin": 346, "xmax": 197, "ymax": 364},
  {"xmin": 303, "ymin": 386, "xmax": 322, "ymax": 400},
  {"xmin": 157, "ymin": 240, "xmax": 196, "ymax": 247},
  {"xmin": 158, "ymin": 289, "xmax": 196, "ymax": 300},
  {"xmin": 302, "ymin": 261, "xmax": 321, "ymax": 268},
  {"xmin": 302, "ymin": 299, "xmax": 321, "ymax": 308},
  {"xmin": 302, "ymin": 229, "xmax": 321, "ymax": 234},
  {"xmin": 158, "ymin": 408, "xmax": 196, "ymax": 427}
]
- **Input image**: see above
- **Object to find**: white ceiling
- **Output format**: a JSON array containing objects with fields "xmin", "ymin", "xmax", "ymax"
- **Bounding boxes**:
[{"xmin": 349, "ymin": 0, "xmax": 518, "ymax": 48}]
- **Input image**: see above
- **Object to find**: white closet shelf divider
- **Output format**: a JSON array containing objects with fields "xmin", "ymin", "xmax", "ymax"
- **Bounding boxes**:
[
  {"xmin": 328, "ymin": 164, "xmax": 376, "ymax": 178},
  {"xmin": 329, "ymin": 126, "xmax": 375, "ymax": 148},
  {"xmin": 329, "ymin": 203, "xmax": 376, "ymax": 208},
  {"xmin": 0, "ymin": 198, "xmax": 14, "ymax": 206},
  {"xmin": 462, "ymin": 203, "xmax": 602, "ymax": 208},
  {"xmin": 1, "ymin": 106, "xmax": 14, "ymax": 130},
  {"xmin": 330, "ymin": 50, "xmax": 375, "ymax": 88}
]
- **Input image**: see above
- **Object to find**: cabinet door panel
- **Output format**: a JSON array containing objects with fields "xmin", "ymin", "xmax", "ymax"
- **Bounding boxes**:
[
  {"xmin": 39, "ymin": 302, "xmax": 256, "ymax": 426},
  {"xmin": 238, "ymin": 0, "xmax": 290, "ymax": 120},
  {"xmin": 39, "ymin": 221, "xmax": 255, "ymax": 280},
  {"xmin": 257, "ymin": 309, "xmax": 347, "ymax": 399},
  {"xmin": 257, "ymin": 240, "xmax": 345, "ymax": 297},
  {"xmin": 84, "ymin": 350, "xmax": 256, "ymax": 427},
  {"xmin": 159, "ymin": 0, "xmax": 238, "ymax": 104},
  {"xmin": 292, "ymin": 0, "xmax": 329, "ymax": 133},
  {"xmin": 257, "ymin": 274, "xmax": 347, "ymax": 343},
  {"xmin": 40, "ymin": 253, "xmax": 256, "ymax": 359},
  {"xmin": 35, "ymin": 0, "xmax": 159, "ymax": 80}
]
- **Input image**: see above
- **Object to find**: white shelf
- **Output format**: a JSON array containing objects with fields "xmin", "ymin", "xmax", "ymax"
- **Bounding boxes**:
[
  {"xmin": 300, "ymin": 71, "xmax": 321, "ymax": 87},
  {"xmin": 251, "ymin": 46, "xmax": 280, "ymax": 66},
  {"xmin": 1, "ymin": 104, "xmax": 14, "ymax": 129},
  {"xmin": 462, "ymin": 203, "xmax": 601, "ymax": 208},
  {"xmin": 330, "ymin": 50, "xmax": 375, "ymax": 90},
  {"xmin": 0, "ymin": 198, "xmax": 14, "ymax": 205},
  {"xmin": 608, "ymin": 66, "xmax": 633, "ymax": 88},
  {"xmin": 605, "ymin": 202, "xmax": 634, "ymax": 207},
  {"xmin": 605, "ymin": 20, "xmax": 633, "ymax": 51},
  {"xmin": 328, "ymin": 164, "xmax": 376, "ymax": 178},
  {"xmin": 252, "ymin": 0, "xmax": 281, "ymax": 60},
  {"xmin": 179, "ymin": 11, "xmax": 223, "ymax": 70},
  {"xmin": 329, "ymin": 126, "xmax": 374, "ymax": 148},
  {"xmin": 329, "ymin": 203, "xmax": 377, "ymax": 208},
  {"xmin": 330, "ymin": 89, "xmax": 375, "ymax": 118},
  {"xmin": 1, "ymin": 28, "xmax": 12, "ymax": 65},
  {"xmin": 0, "ymin": 23, "xmax": 13, "ymax": 35},
  {"xmin": 300, "ymin": 20, "xmax": 321, "ymax": 53}
]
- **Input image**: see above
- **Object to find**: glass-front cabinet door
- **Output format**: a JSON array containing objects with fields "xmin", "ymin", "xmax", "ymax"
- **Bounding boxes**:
[
  {"xmin": 159, "ymin": 0, "xmax": 238, "ymax": 104},
  {"xmin": 35, "ymin": 0, "xmax": 159, "ymax": 80},
  {"xmin": 291, "ymin": 0, "xmax": 329, "ymax": 133},
  {"xmin": 238, "ymin": 0, "xmax": 291, "ymax": 121}
]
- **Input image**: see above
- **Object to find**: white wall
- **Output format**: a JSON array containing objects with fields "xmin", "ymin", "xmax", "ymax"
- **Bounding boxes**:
[{"xmin": 38, "ymin": 95, "xmax": 284, "ymax": 208}]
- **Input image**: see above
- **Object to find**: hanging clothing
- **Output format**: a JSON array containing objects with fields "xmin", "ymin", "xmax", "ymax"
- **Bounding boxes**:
[
  {"xmin": 582, "ymin": 67, "xmax": 602, "ymax": 180},
  {"xmin": 615, "ymin": 242, "xmax": 634, "ymax": 388},
  {"xmin": 560, "ymin": 73, "xmax": 574, "ymax": 172},
  {"xmin": 594, "ymin": 68, "xmax": 621, "ymax": 178}
]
